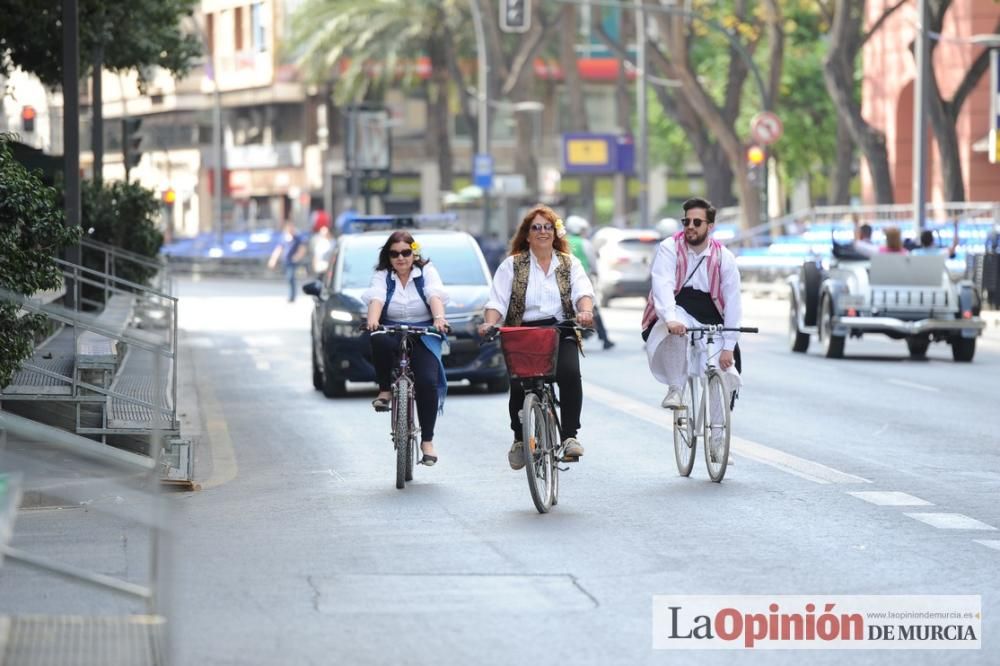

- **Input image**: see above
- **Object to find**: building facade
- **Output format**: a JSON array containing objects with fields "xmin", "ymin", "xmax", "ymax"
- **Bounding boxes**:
[{"xmin": 861, "ymin": 0, "xmax": 1000, "ymax": 204}]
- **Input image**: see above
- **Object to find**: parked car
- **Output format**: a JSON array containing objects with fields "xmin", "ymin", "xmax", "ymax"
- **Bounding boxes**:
[
  {"xmin": 303, "ymin": 225, "xmax": 508, "ymax": 397},
  {"xmin": 593, "ymin": 228, "xmax": 662, "ymax": 306},
  {"xmin": 788, "ymin": 246, "xmax": 986, "ymax": 361}
]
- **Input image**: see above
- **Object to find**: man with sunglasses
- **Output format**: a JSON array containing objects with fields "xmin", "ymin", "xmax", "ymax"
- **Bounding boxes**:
[{"xmin": 642, "ymin": 197, "xmax": 743, "ymax": 415}]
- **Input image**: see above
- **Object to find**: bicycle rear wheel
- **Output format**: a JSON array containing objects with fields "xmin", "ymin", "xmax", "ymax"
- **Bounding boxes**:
[
  {"xmin": 704, "ymin": 372, "xmax": 732, "ymax": 483},
  {"xmin": 547, "ymin": 403, "xmax": 561, "ymax": 506},
  {"xmin": 393, "ymin": 378, "xmax": 412, "ymax": 489},
  {"xmin": 521, "ymin": 393, "xmax": 554, "ymax": 513},
  {"xmin": 673, "ymin": 377, "xmax": 698, "ymax": 476}
]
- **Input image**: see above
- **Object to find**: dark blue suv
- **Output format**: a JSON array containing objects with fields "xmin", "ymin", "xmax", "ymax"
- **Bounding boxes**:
[{"xmin": 303, "ymin": 227, "xmax": 508, "ymax": 397}]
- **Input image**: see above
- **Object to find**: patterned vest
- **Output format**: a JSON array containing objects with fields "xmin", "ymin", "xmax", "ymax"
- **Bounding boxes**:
[{"xmin": 504, "ymin": 252, "xmax": 575, "ymax": 326}]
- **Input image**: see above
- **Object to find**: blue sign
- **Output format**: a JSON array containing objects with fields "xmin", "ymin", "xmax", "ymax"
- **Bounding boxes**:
[
  {"xmin": 473, "ymin": 154, "xmax": 493, "ymax": 189},
  {"xmin": 562, "ymin": 133, "xmax": 635, "ymax": 175}
]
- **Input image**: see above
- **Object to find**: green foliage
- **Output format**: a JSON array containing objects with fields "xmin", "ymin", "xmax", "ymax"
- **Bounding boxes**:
[
  {"xmin": 0, "ymin": 134, "xmax": 81, "ymax": 388},
  {"xmin": 0, "ymin": 0, "xmax": 201, "ymax": 87},
  {"xmin": 80, "ymin": 179, "xmax": 164, "ymax": 295},
  {"xmin": 649, "ymin": 101, "xmax": 693, "ymax": 174},
  {"xmin": 288, "ymin": 0, "xmax": 466, "ymax": 102}
]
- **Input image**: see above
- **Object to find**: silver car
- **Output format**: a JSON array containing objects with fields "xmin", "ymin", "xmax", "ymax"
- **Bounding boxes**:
[{"xmin": 593, "ymin": 228, "xmax": 662, "ymax": 306}]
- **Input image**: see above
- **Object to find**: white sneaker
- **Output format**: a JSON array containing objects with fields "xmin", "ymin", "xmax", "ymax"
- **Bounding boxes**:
[{"xmin": 661, "ymin": 386, "xmax": 683, "ymax": 409}]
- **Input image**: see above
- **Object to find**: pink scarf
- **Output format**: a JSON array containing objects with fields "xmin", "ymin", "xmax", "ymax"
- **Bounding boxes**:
[{"xmin": 641, "ymin": 231, "xmax": 725, "ymax": 331}]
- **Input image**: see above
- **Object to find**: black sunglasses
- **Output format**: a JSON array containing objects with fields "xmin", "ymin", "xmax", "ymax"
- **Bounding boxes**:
[
  {"xmin": 529, "ymin": 223, "xmax": 555, "ymax": 233},
  {"xmin": 681, "ymin": 217, "xmax": 710, "ymax": 228},
  {"xmin": 388, "ymin": 249, "xmax": 413, "ymax": 259}
]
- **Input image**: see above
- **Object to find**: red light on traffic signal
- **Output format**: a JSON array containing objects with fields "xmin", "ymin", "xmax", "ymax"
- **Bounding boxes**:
[{"xmin": 21, "ymin": 105, "xmax": 36, "ymax": 133}]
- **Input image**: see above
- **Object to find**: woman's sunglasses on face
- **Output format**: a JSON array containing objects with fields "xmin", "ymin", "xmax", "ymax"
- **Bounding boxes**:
[
  {"xmin": 389, "ymin": 249, "xmax": 413, "ymax": 259},
  {"xmin": 529, "ymin": 223, "xmax": 555, "ymax": 233},
  {"xmin": 681, "ymin": 217, "xmax": 710, "ymax": 228}
]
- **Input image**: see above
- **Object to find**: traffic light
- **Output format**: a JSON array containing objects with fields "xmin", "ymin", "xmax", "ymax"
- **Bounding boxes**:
[
  {"xmin": 162, "ymin": 188, "xmax": 176, "ymax": 206},
  {"xmin": 122, "ymin": 117, "xmax": 144, "ymax": 170},
  {"xmin": 500, "ymin": 0, "xmax": 530, "ymax": 33},
  {"xmin": 21, "ymin": 106, "xmax": 36, "ymax": 133}
]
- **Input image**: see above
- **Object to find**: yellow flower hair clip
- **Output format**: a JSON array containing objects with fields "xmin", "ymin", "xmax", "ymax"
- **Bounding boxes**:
[
  {"xmin": 554, "ymin": 218, "xmax": 567, "ymax": 239},
  {"xmin": 410, "ymin": 240, "xmax": 421, "ymax": 255}
]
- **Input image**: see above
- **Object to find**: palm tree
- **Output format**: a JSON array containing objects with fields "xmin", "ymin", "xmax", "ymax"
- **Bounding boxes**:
[{"xmin": 289, "ymin": 0, "xmax": 469, "ymax": 191}]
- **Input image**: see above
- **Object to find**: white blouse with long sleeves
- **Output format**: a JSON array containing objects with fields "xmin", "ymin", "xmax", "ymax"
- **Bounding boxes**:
[
  {"xmin": 649, "ymin": 238, "xmax": 743, "ymax": 350},
  {"xmin": 485, "ymin": 251, "xmax": 595, "ymax": 322},
  {"xmin": 361, "ymin": 263, "xmax": 449, "ymax": 323}
]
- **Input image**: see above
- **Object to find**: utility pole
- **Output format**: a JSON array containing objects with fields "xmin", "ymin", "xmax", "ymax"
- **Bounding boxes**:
[
  {"xmin": 634, "ymin": 0, "xmax": 649, "ymax": 228},
  {"xmin": 912, "ymin": 0, "xmax": 929, "ymax": 234},
  {"xmin": 63, "ymin": 0, "xmax": 81, "ymax": 301}
]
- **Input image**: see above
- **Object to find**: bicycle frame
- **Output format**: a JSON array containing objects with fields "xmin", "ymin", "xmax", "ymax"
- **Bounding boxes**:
[
  {"xmin": 672, "ymin": 324, "xmax": 757, "ymax": 483},
  {"xmin": 370, "ymin": 324, "xmax": 442, "ymax": 489}
]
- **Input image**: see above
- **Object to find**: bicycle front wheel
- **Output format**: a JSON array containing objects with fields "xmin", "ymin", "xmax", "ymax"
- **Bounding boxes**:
[
  {"xmin": 673, "ymin": 377, "xmax": 698, "ymax": 477},
  {"xmin": 393, "ymin": 378, "xmax": 412, "ymax": 489},
  {"xmin": 704, "ymin": 372, "xmax": 732, "ymax": 483},
  {"xmin": 521, "ymin": 393, "xmax": 554, "ymax": 513}
]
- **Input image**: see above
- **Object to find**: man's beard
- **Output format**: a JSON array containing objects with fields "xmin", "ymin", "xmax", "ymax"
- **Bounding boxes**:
[{"xmin": 685, "ymin": 227, "xmax": 709, "ymax": 245}]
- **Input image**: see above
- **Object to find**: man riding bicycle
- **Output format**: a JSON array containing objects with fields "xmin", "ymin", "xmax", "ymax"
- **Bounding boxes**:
[{"xmin": 642, "ymin": 197, "xmax": 744, "ymax": 437}]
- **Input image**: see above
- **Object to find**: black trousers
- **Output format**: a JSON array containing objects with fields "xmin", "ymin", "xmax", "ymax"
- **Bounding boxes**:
[
  {"xmin": 508, "ymin": 319, "xmax": 583, "ymax": 441},
  {"xmin": 370, "ymin": 333, "xmax": 440, "ymax": 441}
]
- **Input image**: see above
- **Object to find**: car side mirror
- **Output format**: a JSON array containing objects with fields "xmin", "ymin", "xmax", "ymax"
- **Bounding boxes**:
[{"xmin": 302, "ymin": 280, "xmax": 322, "ymax": 297}]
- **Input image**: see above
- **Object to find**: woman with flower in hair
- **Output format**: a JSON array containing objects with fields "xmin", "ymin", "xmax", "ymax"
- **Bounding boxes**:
[
  {"xmin": 363, "ymin": 230, "xmax": 449, "ymax": 466},
  {"xmin": 477, "ymin": 204, "xmax": 596, "ymax": 469}
]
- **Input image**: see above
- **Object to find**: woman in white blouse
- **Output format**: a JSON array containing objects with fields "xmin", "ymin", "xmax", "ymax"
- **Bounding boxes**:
[
  {"xmin": 362, "ymin": 231, "xmax": 449, "ymax": 466},
  {"xmin": 477, "ymin": 204, "xmax": 596, "ymax": 470}
]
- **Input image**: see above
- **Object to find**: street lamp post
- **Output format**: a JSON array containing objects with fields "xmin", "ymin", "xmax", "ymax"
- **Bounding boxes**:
[
  {"xmin": 634, "ymin": 0, "xmax": 649, "ymax": 228},
  {"xmin": 468, "ymin": 0, "xmax": 491, "ymax": 234}
]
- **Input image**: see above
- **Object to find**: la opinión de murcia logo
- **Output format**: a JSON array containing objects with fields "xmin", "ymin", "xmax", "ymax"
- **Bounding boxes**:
[{"xmin": 652, "ymin": 595, "xmax": 982, "ymax": 650}]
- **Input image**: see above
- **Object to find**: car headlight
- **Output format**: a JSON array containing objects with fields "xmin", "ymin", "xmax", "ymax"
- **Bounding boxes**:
[{"xmin": 329, "ymin": 309, "xmax": 355, "ymax": 322}]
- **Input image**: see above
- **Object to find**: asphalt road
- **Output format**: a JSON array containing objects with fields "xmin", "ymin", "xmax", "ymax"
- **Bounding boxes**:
[{"xmin": 5, "ymin": 276, "xmax": 999, "ymax": 665}]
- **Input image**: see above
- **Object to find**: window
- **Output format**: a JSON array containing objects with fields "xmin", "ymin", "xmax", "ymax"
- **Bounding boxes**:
[
  {"xmin": 338, "ymin": 234, "xmax": 488, "ymax": 290},
  {"xmin": 234, "ymin": 6, "xmax": 244, "ymax": 51},
  {"xmin": 251, "ymin": 3, "xmax": 267, "ymax": 53},
  {"xmin": 205, "ymin": 13, "xmax": 214, "ymax": 56}
]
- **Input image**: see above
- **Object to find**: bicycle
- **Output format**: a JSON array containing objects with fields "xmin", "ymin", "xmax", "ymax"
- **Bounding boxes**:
[
  {"xmin": 486, "ymin": 321, "xmax": 589, "ymax": 514},
  {"xmin": 669, "ymin": 324, "xmax": 758, "ymax": 483},
  {"xmin": 369, "ymin": 324, "xmax": 444, "ymax": 489}
]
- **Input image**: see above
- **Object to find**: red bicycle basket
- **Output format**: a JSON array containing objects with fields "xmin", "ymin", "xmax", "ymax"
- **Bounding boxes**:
[{"xmin": 499, "ymin": 327, "xmax": 559, "ymax": 379}]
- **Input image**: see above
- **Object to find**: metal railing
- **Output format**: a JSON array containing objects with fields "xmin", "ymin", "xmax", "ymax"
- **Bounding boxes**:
[
  {"xmin": 1, "ymin": 258, "xmax": 179, "ymax": 440},
  {"xmin": 81, "ymin": 237, "xmax": 172, "ymax": 297}
]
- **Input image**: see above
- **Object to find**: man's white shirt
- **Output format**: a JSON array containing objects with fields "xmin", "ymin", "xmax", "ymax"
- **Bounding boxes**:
[
  {"xmin": 650, "ymin": 238, "xmax": 743, "ymax": 351},
  {"xmin": 485, "ymin": 251, "xmax": 595, "ymax": 322},
  {"xmin": 362, "ymin": 264, "xmax": 449, "ymax": 323}
]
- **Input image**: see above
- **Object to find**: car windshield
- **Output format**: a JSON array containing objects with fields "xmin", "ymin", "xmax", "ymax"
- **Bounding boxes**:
[{"xmin": 339, "ymin": 233, "xmax": 488, "ymax": 289}]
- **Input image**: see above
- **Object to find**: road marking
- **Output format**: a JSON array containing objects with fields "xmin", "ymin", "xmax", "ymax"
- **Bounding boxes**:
[
  {"xmin": 242, "ymin": 334, "xmax": 284, "ymax": 348},
  {"xmin": 255, "ymin": 360, "xmax": 271, "ymax": 371},
  {"xmin": 849, "ymin": 491, "xmax": 933, "ymax": 506},
  {"xmin": 887, "ymin": 378, "xmax": 939, "ymax": 393},
  {"xmin": 973, "ymin": 540, "xmax": 1000, "ymax": 551},
  {"xmin": 583, "ymin": 381, "xmax": 871, "ymax": 485},
  {"xmin": 198, "ymin": 362, "xmax": 239, "ymax": 490},
  {"xmin": 308, "ymin": 468, "xmax": 346, "ymax": 481},
  {"xmin": 904, "ymin": 513, "xmax": 997, "ymax": 530}
]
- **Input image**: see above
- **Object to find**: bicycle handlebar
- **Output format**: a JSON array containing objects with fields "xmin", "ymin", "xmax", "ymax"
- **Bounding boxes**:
[
  {"xmin": 480, "ymin": 319, "xmax": 594, "ymax": 343},
  {"xmin": 366, "ymin": 324, "xmax": 444, "ymax": 339},
  {"xmin": 686, "ymin": 325, "xmax": 758, "ymax": 334}
]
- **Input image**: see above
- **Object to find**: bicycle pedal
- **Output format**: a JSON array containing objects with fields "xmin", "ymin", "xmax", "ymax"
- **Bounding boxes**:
[{"xmin": 560, "ymin": 455, "xmax": 580, "ymax": 463}]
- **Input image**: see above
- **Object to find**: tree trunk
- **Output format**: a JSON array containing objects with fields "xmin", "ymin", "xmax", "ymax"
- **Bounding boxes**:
[
  {"xmin": 426, "ymin": 38, "xmax": 453, "ymax": 192},
  {"xmin": 824, "ymin": 0, "xmax": 895, "ymax": 203},
  {"xmin": 830, "ymin": 114, "xmax": 853, "ymax": 205}
]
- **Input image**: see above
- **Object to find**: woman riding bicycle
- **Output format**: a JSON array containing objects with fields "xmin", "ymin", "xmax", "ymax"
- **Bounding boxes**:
[
  {"xmin": 363, "ymin": 231, "xmax": 449, "ymax": 466},
  {"xmin": 477, "ymin": 204, "xmax": 595, "ymax": 470}
]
